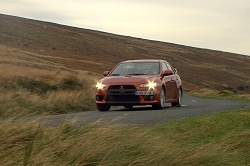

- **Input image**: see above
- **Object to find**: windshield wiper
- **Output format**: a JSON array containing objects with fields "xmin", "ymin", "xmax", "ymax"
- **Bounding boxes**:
[
  {"xmin": 110, "ymin": 74, "xmax": 120, "ymax": 76},
  {"xmin": 126, "ymin": 73, "xmax": 148, "ymax": 75}
]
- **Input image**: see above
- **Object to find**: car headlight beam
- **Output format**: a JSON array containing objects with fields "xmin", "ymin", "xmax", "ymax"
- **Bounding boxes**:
[
  {"xmin": 96, "ymin": 82, "xmax": 106, "ymax": 90},
  {"xmin": 139, "ymin": 81, "xmax": 157, "ymax": 89},
  {"xmin": 147, "ymin": 81, "xmax": 157, "ymax": 89}
]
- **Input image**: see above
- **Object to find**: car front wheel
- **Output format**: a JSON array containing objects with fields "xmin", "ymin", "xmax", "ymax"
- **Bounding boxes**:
[
  {"xmin": 152, "ymin": 87, "xmax": 165, "ymax": 109},
  {"xmin": 97, "ymin": 104, "xmax": 111, "ymax": 112}
]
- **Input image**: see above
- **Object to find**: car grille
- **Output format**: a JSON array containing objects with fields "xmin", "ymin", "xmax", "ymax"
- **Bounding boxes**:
[
  {"xmin": 106, "ymin": 85, "xmax": 139, "ymax": 103},
  {"xmin": 108, "ymin": 85, "xmax": 136, "ymax": 90}
]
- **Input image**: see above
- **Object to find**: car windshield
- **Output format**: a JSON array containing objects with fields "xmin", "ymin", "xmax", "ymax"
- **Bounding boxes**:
[{"xmin": 110, "ymin": 62, "xmax": 160, "ymax": 76}]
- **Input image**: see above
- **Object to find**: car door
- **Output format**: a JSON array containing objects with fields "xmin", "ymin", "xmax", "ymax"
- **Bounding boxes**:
[
  {"xmin": 167, "ymin": 62, "xmax": 179, "ymax": 99},
  {"xmin": 162, "ymin": 62, "xmax": 177, "ymax": 100}
]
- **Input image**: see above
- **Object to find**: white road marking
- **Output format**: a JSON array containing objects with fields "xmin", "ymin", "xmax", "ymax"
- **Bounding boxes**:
[
  {"xmin": 182, "ymin": 105, "xmax": 187, "ymax": 107},
  {"xmin": 192, "ymin": 100, "xmax": 197, "ymax": 102}
]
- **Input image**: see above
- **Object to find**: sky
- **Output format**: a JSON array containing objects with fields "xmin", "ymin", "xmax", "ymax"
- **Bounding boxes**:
[{"xmin": 1, "ymin": 0, "xmax": 250, "ymax": 55}]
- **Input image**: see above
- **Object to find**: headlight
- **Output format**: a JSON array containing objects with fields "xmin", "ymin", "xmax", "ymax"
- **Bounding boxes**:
[
  {"xmin": 96, "ymin": 82, "xmax": 106, "ymax": 90},
  {"xmin": 139, "ymin": 81, "xmax": 157, "ymax": 89}
]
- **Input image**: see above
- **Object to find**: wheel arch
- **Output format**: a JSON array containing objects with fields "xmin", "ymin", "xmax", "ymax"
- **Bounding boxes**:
[
  {"xmin": 179, "ymin": 85, "xmax": 183, "ymax": 96},
  {"xmin": 162, "ymin": 84, "xmax": 166, "ymax": 93}
]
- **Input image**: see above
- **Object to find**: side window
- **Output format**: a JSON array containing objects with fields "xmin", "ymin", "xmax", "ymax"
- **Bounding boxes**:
[
  {"xmin": 162, "ymin": 62, "xmax": 169, "ymax": 73},
  {"xmin": 166, "ymin": 63, "xmax": 174, "ymax": 73}
]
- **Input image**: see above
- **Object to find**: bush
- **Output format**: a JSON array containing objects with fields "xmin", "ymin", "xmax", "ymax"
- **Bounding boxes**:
[
  {"xmin": 222, "ymin": 85, "xmax": 234, "ymax": 91},
  {"xmin": 16, "ymin": 77, "xmax": 58, "ymax": 94},
  {"xmin": 237, "ymin": 85, "xmax": 249, "ymax": 91},
  {"xmin": 12, "ymin": 76, "xmax": 85, "ymax": 94},
  {"xmin": 59, "ymin": 77, "xmax": 82, "ymax": 90}
]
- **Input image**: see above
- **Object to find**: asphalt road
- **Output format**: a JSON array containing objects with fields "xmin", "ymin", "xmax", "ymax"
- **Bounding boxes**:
[{"xmin": 36, "ymin": 94, "xmax": 248, "ymax": 126}]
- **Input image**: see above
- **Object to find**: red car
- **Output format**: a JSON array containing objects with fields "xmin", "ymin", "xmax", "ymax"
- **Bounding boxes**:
[{"xmin": 95, "ymin": 59, "xmax": 182, "ymax": 111}]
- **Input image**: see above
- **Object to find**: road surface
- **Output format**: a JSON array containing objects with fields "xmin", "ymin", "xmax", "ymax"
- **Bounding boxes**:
[{"xmin": 33, "ymin": 94, "xmax": 248, "ymax": 126}]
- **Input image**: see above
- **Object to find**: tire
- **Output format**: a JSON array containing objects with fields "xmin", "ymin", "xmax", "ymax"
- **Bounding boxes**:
[
  {"xmin": 97, "ymin": 104, "xmax": 111, "ymax": 112},
  {"xmin": 171, "ymin": 88, "xmax": 182, "ymax": 107},
  {"xmin": 152, "ymin": 87, "xmax": 165, "ymax": 109},
  {"xmin": 124, "ymin": 105, "xmax": 133, "ymax": 109}
]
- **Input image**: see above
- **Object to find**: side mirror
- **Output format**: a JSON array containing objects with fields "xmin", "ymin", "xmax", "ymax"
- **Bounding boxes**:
[
  {"xmin": 173, "ymin": 68, "xmax": 178, "ymax": 75},
  {"xmin": 103, "ymin": 71, "xmax": 109, "ymax": 76},
  {"xmin": 163, "ymin": 70, "xmax": 173, "ymax": 77}
]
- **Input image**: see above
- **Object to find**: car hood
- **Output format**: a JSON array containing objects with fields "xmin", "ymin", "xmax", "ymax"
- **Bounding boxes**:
[{"xmin": 100, "ymin": 75, "xmax": 158, "ymax": 85}]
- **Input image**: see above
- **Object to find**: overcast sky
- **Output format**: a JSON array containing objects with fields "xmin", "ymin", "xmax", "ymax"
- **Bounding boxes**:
[{"xmin": 1, "ymin": 0, "xmax": 250, "ymax": 55}]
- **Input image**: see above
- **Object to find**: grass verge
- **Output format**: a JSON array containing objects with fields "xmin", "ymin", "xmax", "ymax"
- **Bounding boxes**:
[
  {"xmin": 0, "ymin": 108, "xmax": 249, "ymax": 165},
  {"xmin": 193, "ymin": 88, "xmax": 250, "ymax": 102}
]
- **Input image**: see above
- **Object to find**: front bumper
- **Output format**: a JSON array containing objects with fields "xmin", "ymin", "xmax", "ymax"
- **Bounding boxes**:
[
  {"xmin": 96, "ymin": 95, "xmax": 160, "ymax": 105},
  {"xmin": 96, "ymin": 85, "xmax": 161, "ymax": 106}
]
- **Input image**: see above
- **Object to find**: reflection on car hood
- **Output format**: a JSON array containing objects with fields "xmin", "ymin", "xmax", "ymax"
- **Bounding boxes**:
[{"xmin": 101, "ymin": 75, "xmax": 158, "ymax": 85}]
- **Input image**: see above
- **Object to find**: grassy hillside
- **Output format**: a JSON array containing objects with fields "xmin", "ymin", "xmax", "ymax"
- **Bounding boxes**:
[
  {"xmin": 0, "ymin": 108, "xmax": 249, "ymax": 165},
  {"xmin": 0, "ymin": 14, "xmax": 249, "ymax": 93},
  {"xmin": 0, "ymin": 14, "xmax": 249, "ymax": 116}
]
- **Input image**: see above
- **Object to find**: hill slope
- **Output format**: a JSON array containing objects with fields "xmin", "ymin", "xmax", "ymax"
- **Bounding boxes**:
[{"xmin": 0, "ymin": 14, "xmax": 249, "ymax": 93}]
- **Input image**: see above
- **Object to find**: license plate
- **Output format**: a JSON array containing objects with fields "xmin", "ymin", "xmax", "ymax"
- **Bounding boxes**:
[{"xmin": 135, "ymin": 91, "xmax": 154, "ymax": 95}]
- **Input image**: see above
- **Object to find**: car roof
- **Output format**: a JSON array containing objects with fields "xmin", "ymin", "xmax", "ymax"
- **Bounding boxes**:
[{"xmin": 122, "ymin": 59, "xmax": 163, "ymax": 63}]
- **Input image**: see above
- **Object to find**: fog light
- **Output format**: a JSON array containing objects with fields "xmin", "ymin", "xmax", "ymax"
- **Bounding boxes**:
[
  {"xmin": 150, "ymin": 95, "xmax": 155, "ymax": 100},
  {"xmin": 144, "ymin": 95, "xmax": 155, "ymax": 101},
  {"xmin": 96, "ymin": 95, "xmax": 104, "ymax": 101}
]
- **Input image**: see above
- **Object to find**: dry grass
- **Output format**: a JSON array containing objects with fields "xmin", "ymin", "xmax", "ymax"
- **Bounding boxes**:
[
  {"xmin": 0, "ymin": 108, "xmax": 249, "ymax": 165},
  {"xmin": 0, "ymin": 45, "xmax": 99, "ymax": 117}
]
